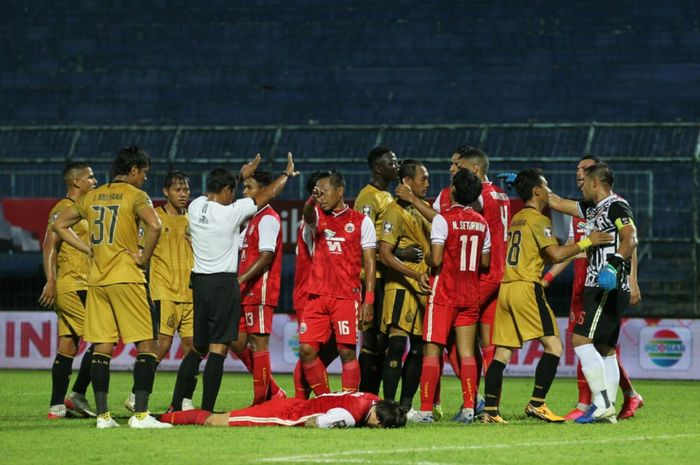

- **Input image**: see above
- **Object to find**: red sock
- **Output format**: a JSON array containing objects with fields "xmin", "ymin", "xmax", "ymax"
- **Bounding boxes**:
[
  {"xmin": 160, "ymin": 409, "xmax": 211, "ymax": 425},
  {"xmin": 576, "ymin": 360, "xmax": 592, "ymax": 406},
  {"xmin": 481, "ymin": 345, "xmax": 495, "ymax": 377},
  {"xmin": 341, "ymin": 359, "xmax": 360, "ymax": 392},
  {"xmin": 302, "ymin": 358, "xmax": 330, "ymax": 396},
  {"xmin": 617, "ymin": 352, "xmax": 633, "ymax": 394},
  {"xmin": 252, "ymin": 351, "xmax": 271, "ymax": 405},
  {"xmin": 293, "ymin": 359, "xmax": 311, "ymax": 399},
  {"xmin": 474, "ymin": 346, "xmax": 483, "ymax": 390},
  {"xmin": 420, "ymin": 355, "xmax": 440, "ymax": 412},
  {"xmin": 460, "ymin": 356, "xmax": 478, "ymax": 409},
  {"xmin": 447, "ymin": 344, "xmax": 460, "ymax": 377},
  {"xmin": 434, "ymin": 355, "xmax": 444, "ymax": 404},
  {"xmin": 237, "ymin": 347, "xmax": 254, "ymax": 373}
]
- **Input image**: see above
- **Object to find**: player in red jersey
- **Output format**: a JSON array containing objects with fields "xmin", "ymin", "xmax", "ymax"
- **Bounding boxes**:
[
  {"xmin": 412, "ymin": 169, "xmax": 491, "ymax": 423},
  {"xmin": 299, "ymin": 171, "xmax": 377, "ymax": 395},
  {"xmin": 292, "ymin": 171, "xmax": 339, "ymax": 399},
  {"xmin": 230, "ymin": 171, "xmax": 286, "ymax": 404},
  {"xmin": 160, "ymin": 391, "xmax": 406, "ymax": 428},
  {"xmin": 543, "ymin": 156, "xmax": 644, "ymax": 420}
]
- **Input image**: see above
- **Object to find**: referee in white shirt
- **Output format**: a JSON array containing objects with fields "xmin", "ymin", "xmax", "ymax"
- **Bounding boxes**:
[{"xmin": 168, "ymin": 153, "xmax": 298, "ymax": 413}]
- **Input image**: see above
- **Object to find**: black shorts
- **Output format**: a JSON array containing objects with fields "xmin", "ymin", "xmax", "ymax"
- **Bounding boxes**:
[
  {"xmin": 574, "ymin": 286, "xmax": 630, "ymax": 346},
  {"xmin": 192, "ymin": 272, "xmax": 240, "ymax": 347}
]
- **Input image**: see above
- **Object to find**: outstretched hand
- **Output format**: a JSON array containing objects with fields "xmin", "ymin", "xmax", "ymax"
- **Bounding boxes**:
[
  {"xmin": 240, "ymin": 154, "xmax": 262, "ymax": 180},
  {"xmin": 284, "ymin": 152, "xmax": 300, "ymax": 178},
  {"xmin": 395, "ymin": 179, "xmax": 415, "ymax": 202},
  {"xmin": 496, "ymin": 172, "xmax": 517, "ymax": 186}
]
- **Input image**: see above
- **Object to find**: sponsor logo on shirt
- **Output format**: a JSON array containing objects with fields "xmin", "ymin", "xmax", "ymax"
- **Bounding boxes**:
[
  {"xmin": 382, "ymin": 221, "xmax": 392, "ymax": 234},
  {"xmin": 543, "ymin": 227, "xmax": 553, "ymax": 238}
]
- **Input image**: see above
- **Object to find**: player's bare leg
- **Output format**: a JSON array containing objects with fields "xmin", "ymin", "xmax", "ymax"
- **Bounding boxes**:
[{"xmin": 524, "ymin": 335, "xmax": 565, "ymax": 423}]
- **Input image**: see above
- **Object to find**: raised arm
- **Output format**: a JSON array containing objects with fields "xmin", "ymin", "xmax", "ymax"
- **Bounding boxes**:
[
  {"xmin": 252, "ymin": 153, "xmax": 300, "ymax": 209},
  {"xmin": 548, "ymin": 192, "xmax": 581, "ymax": 217},
  {"xmin": 395, "ymin": 181, "xmax": 437, "ymax": 222},
  {"xmin": 541, "ymin": 230, "xmax": 613, "ymax": 264}
]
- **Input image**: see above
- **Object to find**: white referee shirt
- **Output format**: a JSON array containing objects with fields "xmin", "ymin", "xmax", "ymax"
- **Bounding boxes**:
[{"xmin": 188, "ymin": 196, "xmax": 258, "ymax": 274}]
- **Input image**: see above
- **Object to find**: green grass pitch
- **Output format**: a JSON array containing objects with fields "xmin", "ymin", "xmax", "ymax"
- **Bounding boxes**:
[{"xmin": 1, "ymin": 369, "xmax": 698, "ymax": 465}]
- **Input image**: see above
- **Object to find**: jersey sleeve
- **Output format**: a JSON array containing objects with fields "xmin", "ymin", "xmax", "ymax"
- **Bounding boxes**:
[
  {"xmin": 302, "ymin": 222, "xmax": 315, "ymax": 256},
  {"xmin": 608, "ymin": 201, "xmax": 635, "ymax": 231},
  {"xmin": 48, "ymin": 203, "xmax": 65, "ymax": 226},
  {"xmin": 257, "ymin": 215, "xmax": 280, "ymax": 252},
  {"xmin": 432, "ymin": 192, "xmax": 442, "ymax": 212},
  {"xmin": 232, "ymin": 197, "xmax": 257, "ymax": 225},
  {"xmin": 315, "ymin": 408, "xmax": 356, "ymax": 429},
  {"xmin": 482, "ymin": 223, "xmax": 491, "ymax": 254},
  {"xmin": 132, "ymin": 190, "xmax": 152, "ymax": 214},
  {"xmin": 430, "ymin": 214, "xmax": 448, "ymax": 244},
  {"xmin": 73, "ymin": 194, "xmax": 88, "ymax": 219},
  {"xmin": 361, "ymin": 215, "xmax": 377, "ymax": 249},
  {"xmin": 531, "ymin": 215, "xmax": 559, "ymax": 249},
  {"xmin": 567, "ymin": 218, "xmax": 575, "ymax": 240},
  {"xmin": 379, "ymin": 206, "xmax": 402, "ymax": 246}
]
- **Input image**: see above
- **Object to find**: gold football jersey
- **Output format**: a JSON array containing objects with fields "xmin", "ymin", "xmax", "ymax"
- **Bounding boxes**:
[
  {"xmin": 48, "ymin": 198, "xmax": 89, "ymax": 293},
  {"xmin": 501, "ymin": 207, "xmax": 559, "ymax": 283},
  {"xmin": 355, "ymin": 183, "xmax": 394, "ymax": 279},
  {"xmin": 148, "ymin": 206, "xmax": 193, "ymax": 302},
  {"xmin": 74, "ymin": 181, "xmax": 152, "ymax": 286}
]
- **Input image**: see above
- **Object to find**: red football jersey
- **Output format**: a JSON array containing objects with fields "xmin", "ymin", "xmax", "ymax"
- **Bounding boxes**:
[
  {"xmin": 433, "ymin": 186, "xmax": 452, "ymax": 213},
  {"xmin": 479, "ymin": 182, "xmax": 511, "ymax": 283},
  {"xmin": 239, "ymin": 205, "xmax": 282, "ymax": 307},
  {"xmin": 293, "ymin": 220, "xmax": 313, "ymax": 311},
  {"xmin": 429, "ymin": 205, "xmax": 490, "ymax": 307},
  {"xmin": 571, "ymin": 216, "xmax": 588, "ymax": 299},
  {"xmin": 305, "ymin": 206, "xmax": 375, "ymax": 301}
]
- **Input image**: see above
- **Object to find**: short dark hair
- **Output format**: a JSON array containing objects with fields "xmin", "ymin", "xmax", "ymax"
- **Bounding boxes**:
[
  {"xmin": 163, "ymin": 170, "xmax": 189, "ymax": 189},
  {"xmin": 452, "ymin": 168, "xmax": 482, "ymax": 206},
  {"xmin": 206, "ymin": 167, "xmax": 238, "ymax": 193},
  {"xmin": 580, "ymin": 154, "xmax": 602, "ymax": 164},
  {"xmin": 455, "ymin": 145, "xmax": 489, "ymax": 173},
  {"xmin": 398, "ymin": 159, "xmax": 424, "ymax": 180},
  {"xmin": 584, "ymin": 162, "xmax": 614, "ymax": 187},
  {"xmin": 250, "ymin": 170, "xmax": 273, "ymax": 187},
  {"xmin": 111, "ymin": 146, "xmax": 150, "ymax": 178},
  {"xmin": 306, "ymin": 170, "xmax": 330, "ymax": 195},
  {"xmin": 514, "ymin": 168, "xmax": 546, "ymax": 201},
  {"xmin": 374, "ymin": 400, "xmax": 407, "ymax": 429},
  {"xmin": 317, "ymin": 170, "xmax": 346, "ymax": 189},
  {"xmin": 368, "ymin": 145, "xmax": 392, "ymax": 169},
  {"xmin": 62, "ymin": 161, "xmax": 89, "ymax": 183}
]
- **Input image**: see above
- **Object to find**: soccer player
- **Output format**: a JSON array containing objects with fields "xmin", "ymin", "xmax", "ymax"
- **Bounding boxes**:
[
  {"xmin": 543, "ymin": 156, "xmax": 644, "ymax": 420},
  {"xmin": 481, "ymin": 169, "xmax": 612, "ymax": 424},
  {"xmin": 126, "ymin": 170, "xmax": 197, "ymax": 412},
  {"xmin": 300, "ymin": 171, "xmax": 376, "ymax": 395},
  {"xmin": 354, "ymin": 146, "xmax": 399, "ymax": 394},
  {"xmin": 548, "ymin": 163, "xmax": 638, "ymax": 424},
  {"xmin": 160, "ymin": 391, "xmax": 406, "ymax": 429},
  {"xmin": 40, "ymin": 162, "xmax": 97, "ymax": 419},
  {"xmin": 377, "ymin": 159, "xmax": 432, "ymax": 413},
  {"xmin": 174, "ymin": 154, "xmax": 298, "ymax": 413},
  {"xmin": 412, "ymin": 169, "xmax": 491, "ymax": 424},
  {"xmin": 53, "ymin": 146, "xmax": 170, "ymax": 428},
  {"xmin": 230, "ymin": 170, "xmax": 286, "ymax": 405}
]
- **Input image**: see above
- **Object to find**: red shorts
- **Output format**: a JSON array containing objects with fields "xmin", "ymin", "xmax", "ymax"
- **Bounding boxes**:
[
  {"xmin": 227, "ymin": 398, "xmax": 307, "ymax": 426},
  {"xmin": 478, "ymin": 279, "xmax": 500, "ymax": 325},
  {"xmin": 568, "ymin": 290, "xmax": 585, "ymax": 333},
  {"xmin": 299, "ymin": 294, "xmax": 358, "ymax": 346},
  {"xmin": 424, "ymin": 301, "xmax": 479, "ymax": 345},
  {"xmin": 239, "ymin": 304, "xmax": 274, "ymax": 335}
]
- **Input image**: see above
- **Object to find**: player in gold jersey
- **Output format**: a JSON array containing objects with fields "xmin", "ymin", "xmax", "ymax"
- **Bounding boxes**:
[
  {"xmin": 40, "ymin": 162, "xmax": 97, "ymax": 419},
  {"xmin": 378, "ymin": 159, "xmax": 432, "ymax": 413},
  {"xmin": 481, "ymin": 169, "xmax": 612, "ymax": 424},
  {"xmin": 53, "ymin": 146, "xmax": 170, "ymax": 429}
]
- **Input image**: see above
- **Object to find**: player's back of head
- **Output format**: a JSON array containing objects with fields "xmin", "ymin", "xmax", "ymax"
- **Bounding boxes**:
[
  {"xmin": 452, "ymin": 168, "xmax": 482, "ymax": 206},
  {"xmin": 375, "ymin": 400, "xmax": 407, "ymax": 428},
  {"xmin": 584, "ymin": 162, "xmax": 614, "ymax": 187},
  {"xmin": 111, "ymin": 146, "xmax": 150, "ymax": 178},
  {"xmin": 207, "ymin": 167, "xmax": 238, "ymax": 193},
  {"xmin": 63, "ymin": 161, "xmax": 90, "ymax": 185},
  {"xmin": 454, "ymin": 145, "xmax": 489, "ymax": 174},
  {"xmin": 514, "ymin": 168, "xmax": 545, "ymax": 201},
  {"xmin": 251, "ymin": 170, "xmax": 273, "ymax": 187}
]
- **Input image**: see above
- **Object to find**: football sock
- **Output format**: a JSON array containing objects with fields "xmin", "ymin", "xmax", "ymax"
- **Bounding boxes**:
[
  {"xmin": 201, "ymin": 352, "xmax": 226, "ymax": 411},
  {"xmin": 302, "ymin": 358, "xmax": 330, "ymax": 395},
  {"xmin": 434, "ymin": 355, "xmax": 444, "ymax": 405},
  {"xmin": 293, "ymin": 359, "xmax": 311, "ymax": 399},
  {"xmin": 481, "ymin": 344, "xmax": 495, "ymax": 378},
  {"xmin": 474, "ymin": 345, "xmax": 483, "ymax": 389},
  {"xmin": 419, "ymin": 355, "xmax": 440, "ymax": 412},
  {"xmin": 133, "ymin": 352, "xmax": 157, "ymax": 412},
  {"xmin": 252, "ymin": 351, "xmax": 271, "ymax": 405},
  {"xmin": 574, "ymin": 344, "xmax": 610, "ymax": 409},
  {"xmin": 447, "ymin": 343, "xmax": 460, "ymax": 377},
  {"xmin": 50, "ymin": 352, "xmax": 73, "ymax": 406},
  {"xmin": 358, "ymin": 331, "xmax": 386, "ymax": 394},
  {"xmin": 400, "ymin": 338, "xmax": 422, "ymax": 411},
  {"xmin": 341, "ymin": 359, "xmax": 360, "ymax": 392},
  {"xmin": 604, "ymin": 354, "xmax": 620, "ymax": 406},
  {"xmin": 91, "ymin": 352, "xmax": 112, "ymax": 415},
  {"xmin": 530, "ymin": 352, "xmax": 559, "ymax": 407},
  {"xmin": 160, "ymin": 408, "xmax": 212, "ymax": 425},
  {"xmin": 460, "ymin": 356, "xmax": 478, "ymax": 409},
  {"xmin": 382, "ymin": 335, "xmax": 407, "ymax": 401},
  {"xmin": 171, "ymin": 351, "xmax": 203, "ymax": 410},
  {"xmin": 484, "ymin": 359, "xmax": 506, "ymax": 415},
  {"xmin": 616, "ymin": 352, "xmax": 637, "ymax": 397},
  {"xmin": 72, "ymin": 345, "xmax": 93, "ymax": 395},
  {"xmin": 576, "ymin": 360, "xmax": 592, "ymax": 408}
]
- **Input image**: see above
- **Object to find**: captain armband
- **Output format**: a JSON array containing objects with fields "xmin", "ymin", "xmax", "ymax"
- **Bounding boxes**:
[{"xmin": 614, "ymin": 217, "xmax": 635, "ymax": 231}]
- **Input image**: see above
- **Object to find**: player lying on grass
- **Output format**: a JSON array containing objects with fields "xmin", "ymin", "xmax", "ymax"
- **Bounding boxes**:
[{"xmin": 160, "ymin": 391, "xmax": 406, "ymax": 428}]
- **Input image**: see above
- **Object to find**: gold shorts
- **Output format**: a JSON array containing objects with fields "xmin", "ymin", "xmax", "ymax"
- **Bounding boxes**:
[
  {"xmin": 156, "ymin": 300, "xmax": 194, "ymax": 338},
  {"xmin": 493, "ymin": 281, "xmax": 559, "ymax": 349},
  {"xmin": 55, "ymin": 290, "xmax": 87, "ymax": 338},
  {"xmin": 85, "ymin": 283, "xmax": 156, "ymax": 344},
  {"xmin": 381, "ymin": 288, "xmax": 425, "ymax": 336}
]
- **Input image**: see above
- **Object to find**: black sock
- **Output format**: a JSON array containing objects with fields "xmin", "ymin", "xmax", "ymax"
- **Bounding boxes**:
[
  {"xmin": 91, "ymin": 353, "xmax": 111, "ymax": 415},
  {"xmin": 71, "ymin": 345, "xmax": 93, "ymax": 395},
  {"xmin": 201, "ymin": 352, "xmax": 225, "ymax": 411},
  {"xmin": 484, "ymin": 360, "xmax": 506, "ymax": 415},
  {"xmin": 359, "ymin": 331, "xmax": 386, "ymax": 394},
  {"xmin": 399, "ymin": 338, "xmax": 423, "ymax": 410},
  {"xmin": 171, "ymin": 351, "xmax": 204, "ymax": 410},
  {"xmin": 382, "ymin": 336, "xmax": 407, "ymax": 401},
  {"xmin": 133, "ymin": 352, "xmax": 157, "ymax": 413},
  {"xmin": 530, "ymin": 352, "xmax": 560, "ymax": 407},
  {"xmin": 50, "ymin": 353, "xmax": 73, "ymax": 406}
]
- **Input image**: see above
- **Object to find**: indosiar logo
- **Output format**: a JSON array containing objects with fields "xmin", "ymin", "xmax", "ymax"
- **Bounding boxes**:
[{"xmin": 640, "ymin": 327, "xmax": 690, "ymax": 369}]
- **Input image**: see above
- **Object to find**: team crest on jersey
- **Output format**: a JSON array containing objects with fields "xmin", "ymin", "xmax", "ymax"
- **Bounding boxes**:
[
  {"xmin": 382, "ymin": 221, "xmax": 393, "ymax": 234},
  {"xmin": 51, "ymin": 212, "xmax": 61, "ymax": 222},
  {"xmin": 362, "ymin": 205, "xmax": 371, "ymax": 216},
  {"xmin": 345, "ymin": 223, "xmax": 355, "ymax": 233},
  {"xmin": 299, "ymin": 322, "xmax": 308, "ymax": 334},
  {"xmin": 543, "ymin": 227, "xmax": 553, "ymax": 238}
]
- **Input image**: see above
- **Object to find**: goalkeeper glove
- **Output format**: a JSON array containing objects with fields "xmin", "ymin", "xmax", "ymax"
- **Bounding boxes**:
[
  {"xmin": 496, "ymin": 172, "xmax": 517, "ymax": 186},
  {"xmin": 597, "ymin": 253, "xmax": 624, "ymax": 291}
]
